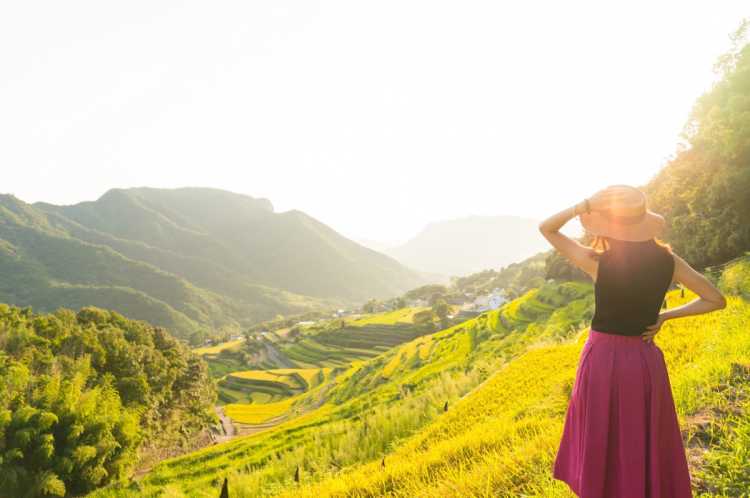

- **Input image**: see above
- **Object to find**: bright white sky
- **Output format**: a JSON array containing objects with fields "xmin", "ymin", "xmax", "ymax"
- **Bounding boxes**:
[{"xmin": 1, "ymin": 2, "xmax": 747, "ymax": 245}]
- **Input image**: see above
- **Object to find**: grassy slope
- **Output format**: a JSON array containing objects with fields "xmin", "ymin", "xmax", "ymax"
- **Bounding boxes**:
[
  {"xmin": 94, "ymin": 260, "xmax": 750, "ymax": 497},
  {"xmin": 278, "ymin": 290, "xmax": 750, "ymax": 497},
  {"xmin": 92, "ymin": 281, "xmax": 593, "ymax": 497}
]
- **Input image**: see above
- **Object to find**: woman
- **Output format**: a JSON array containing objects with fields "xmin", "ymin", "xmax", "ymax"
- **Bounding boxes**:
[{"xmin": 539, "ymin": 185, "xmax": 726, "ymax": 498}]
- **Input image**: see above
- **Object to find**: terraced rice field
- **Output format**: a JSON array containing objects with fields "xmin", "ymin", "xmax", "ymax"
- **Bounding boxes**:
[
  {"xmin": 193, "ymin": 339, "xmax": 245, "ymax": 355},
  {"xmin": 348, "ymin": 307, "xmax": 431, "ymax": 326},
  {"xmin": 218, "ymin": 368, "xmax": 332, "ymax": 405},
  {"xmin": 281, "ymin": 322, "xmax": 433, "ymax": 367},
  {"xmin": 224, "ymin": 397, "xmax": 298, "ymax": 424}
]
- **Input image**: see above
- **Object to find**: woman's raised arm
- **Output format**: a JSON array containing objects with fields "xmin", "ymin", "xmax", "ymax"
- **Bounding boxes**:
[{"xmin": 538, "ymin": 201, "xmax": 598, "ymax": 280}]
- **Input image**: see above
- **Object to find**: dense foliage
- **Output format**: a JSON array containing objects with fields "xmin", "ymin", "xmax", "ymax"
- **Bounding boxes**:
[
  {"xmin": 0, "ymin": 305, "xmax": 216, "ymax": 497},
  {"xmin": 647, "ymin": 27, "xmax": 750, "ymax": 268}
]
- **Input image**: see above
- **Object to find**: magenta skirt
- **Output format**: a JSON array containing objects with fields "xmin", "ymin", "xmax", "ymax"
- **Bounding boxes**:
[{"xmin": 553, "ymin": 329, "xmax": 693, "ymax": 498}]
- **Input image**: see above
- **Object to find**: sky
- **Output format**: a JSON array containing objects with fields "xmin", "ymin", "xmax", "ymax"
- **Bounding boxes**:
[{"xmin": 1, "ymin": 2, "xmax": 748, "ymax": 246}]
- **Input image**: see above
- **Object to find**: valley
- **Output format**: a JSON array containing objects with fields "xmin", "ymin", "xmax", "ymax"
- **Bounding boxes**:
[{"xmin": 91, "ymin": 257, "xmax": 750, "ymax": 497}]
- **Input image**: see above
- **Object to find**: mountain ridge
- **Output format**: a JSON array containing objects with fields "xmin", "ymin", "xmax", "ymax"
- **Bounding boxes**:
[{"xmin": 0, "ymin": 187, "xmax": 429, "ymax": 342}]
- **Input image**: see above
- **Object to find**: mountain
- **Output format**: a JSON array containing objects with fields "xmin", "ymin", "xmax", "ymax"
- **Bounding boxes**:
[
  {"xmin": 0, "ymin": 187, "xmax": 427, "ymax": 342},
  {"xmin": 354, "ymin": 237, "xmax": 397, "ymax": 253},
  {"xmin": 384, "ymin": 215, "xmax": 548, "ymax": 277}
]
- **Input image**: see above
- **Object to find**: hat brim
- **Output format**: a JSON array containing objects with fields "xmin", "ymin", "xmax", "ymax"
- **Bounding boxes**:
[{"xmin": 579, "ymin": 210, "xmax": 665, "ymax": 242}]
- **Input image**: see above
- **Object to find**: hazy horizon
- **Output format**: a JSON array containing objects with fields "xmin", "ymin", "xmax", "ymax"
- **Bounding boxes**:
[{"xmin": 2, "ymin": 1, "xmax": 748, "ymax": 244}]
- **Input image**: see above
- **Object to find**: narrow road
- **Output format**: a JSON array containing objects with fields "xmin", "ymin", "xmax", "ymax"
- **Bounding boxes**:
[
  {"xmin": 264, "ymin": 340, "xmax": 295, "ymax": 368},
  {"xmin": 214, "ymin": 406, "xmax": 236, "ymax": 442}
]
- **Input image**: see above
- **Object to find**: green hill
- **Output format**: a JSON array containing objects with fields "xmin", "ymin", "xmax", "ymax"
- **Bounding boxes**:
[
  {"xmin": 91, "ymin": 258, "xmax": 750, "ymax": 498},
  {"xmin": 0, "ymin": 188, "xmax": 427, "ymax": 342}
]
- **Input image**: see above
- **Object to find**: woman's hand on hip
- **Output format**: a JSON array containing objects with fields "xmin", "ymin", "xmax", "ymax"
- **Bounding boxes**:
[{"xmin": 642, "ymin": 315, "xmax": 666, "ymax": 343}]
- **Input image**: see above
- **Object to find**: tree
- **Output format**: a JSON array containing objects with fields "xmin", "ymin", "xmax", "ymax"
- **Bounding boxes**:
[
  {"xmin": 432, "ymin": 298, "xmax": 449, "ymax": 320},
  {"xmin": 362, "ymin": 300, "xmax": 378, "ymax": 314}
]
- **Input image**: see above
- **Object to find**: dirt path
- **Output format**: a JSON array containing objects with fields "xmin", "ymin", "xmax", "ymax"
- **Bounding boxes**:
[
  {"xmin": 264, "ymin": 340, "xmax": 295, "ymax": 368},
  {"xmin": 214, "ymin": 406, "xmax": 236, "ymax": 442}
]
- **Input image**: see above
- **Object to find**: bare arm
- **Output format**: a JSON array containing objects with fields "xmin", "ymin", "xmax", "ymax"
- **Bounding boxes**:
[
  {"xmin": 538, "ymin": 202, "xmax": 597, "ymax": 280},
  {"xmin": 642, "ymin": 253, "xmax": 727, "ymax": 342},
  {"xmin": 663, "ymin": 254, "xmax": 727, "ymax": 319}
]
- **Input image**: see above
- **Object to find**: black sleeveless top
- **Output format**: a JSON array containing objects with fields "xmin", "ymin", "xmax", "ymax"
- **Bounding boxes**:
[{"xmin": 591, "ymin": 239, "xmax": 675, "ymax": 336}]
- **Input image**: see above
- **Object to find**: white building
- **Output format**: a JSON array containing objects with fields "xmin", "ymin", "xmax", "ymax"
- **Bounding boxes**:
[{"xmin": 474, "ymin": 288, "xmax": 506, "ymax": 312}]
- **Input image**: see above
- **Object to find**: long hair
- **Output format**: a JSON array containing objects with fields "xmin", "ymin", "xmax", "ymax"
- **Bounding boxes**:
[{"xmin": 588, "ymin": 235, "xmax": 672, "ymax": 260}]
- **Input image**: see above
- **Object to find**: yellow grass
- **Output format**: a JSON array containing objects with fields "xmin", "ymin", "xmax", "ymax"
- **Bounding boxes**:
[
  {"xmin": 272, "ymin": 368, "xmax": 331, "ymax": 387},
  {"xmin": 224, "ymin": 397, "xmax": 297, "ymax": 424},
  {"xmin": 350, "ymin": 307, "xmax": 430, "ymax": 326},
  {"xmin": 230, "ymin": 370, "xmax": 289, "ymax": 382},
  {"xmin": 193, "ymin": 339, "xmax": 244, "ymax": 355}
]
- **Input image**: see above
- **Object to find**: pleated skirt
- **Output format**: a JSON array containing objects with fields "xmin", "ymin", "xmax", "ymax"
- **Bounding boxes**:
[{"xmin": 553, "ymin": 329, "xmax": 693, "ymax": 498}]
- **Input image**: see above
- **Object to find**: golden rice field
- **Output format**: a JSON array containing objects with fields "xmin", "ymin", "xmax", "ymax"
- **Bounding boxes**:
[
  {"xmin": 224, "ymin": 397, "xmax": 298, "ymax": 424},
  {"xmin": 193, "ymin": 338, "xmax": 244, "ymax": 355},
  {"xmin": 230, "ymin": 370, "xmax": 296, "ymax": 383},
  {"xmin": 348, "ymin": 307, "xmax": 431, "ymax": 326},
  {"xmin": 272, "ymin": 368, "xmax": 332, "ymax": 388}
]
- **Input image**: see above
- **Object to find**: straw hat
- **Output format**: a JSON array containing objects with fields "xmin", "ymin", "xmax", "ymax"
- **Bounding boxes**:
[{"xmin": 579, "ymin": 185, "xmax": 665, "ymax": 242}]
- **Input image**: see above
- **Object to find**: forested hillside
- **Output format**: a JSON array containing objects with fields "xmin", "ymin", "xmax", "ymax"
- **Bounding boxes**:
[
  {"xmin": 0, "ymin": 306, "xmax": 215, "ymax": 498},
  {"xmin": 646, "ymin": 23, "xmax": 750, "ymax": 268},
  {"xmin": 0, "ymin": 188, "xmax": 428, "ymax": 343}
]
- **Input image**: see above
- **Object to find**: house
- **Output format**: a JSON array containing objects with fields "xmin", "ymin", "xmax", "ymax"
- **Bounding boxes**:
[
  {"xmin": 472, "ymin": 288, "xmax": 507, "ymax": 312},
  {"xmin": 487, "ymin": 289, "xmax": 506, "ymax": 310}
]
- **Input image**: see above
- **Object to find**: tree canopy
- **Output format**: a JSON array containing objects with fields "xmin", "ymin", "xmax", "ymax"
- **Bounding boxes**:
[
  {"xmin": 647, "ymin": 29, "xmax": 750, "ymax": 268},
  {"xmin": 0, "ymin": 305, "xmax": 215, "ymax": 497}
]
